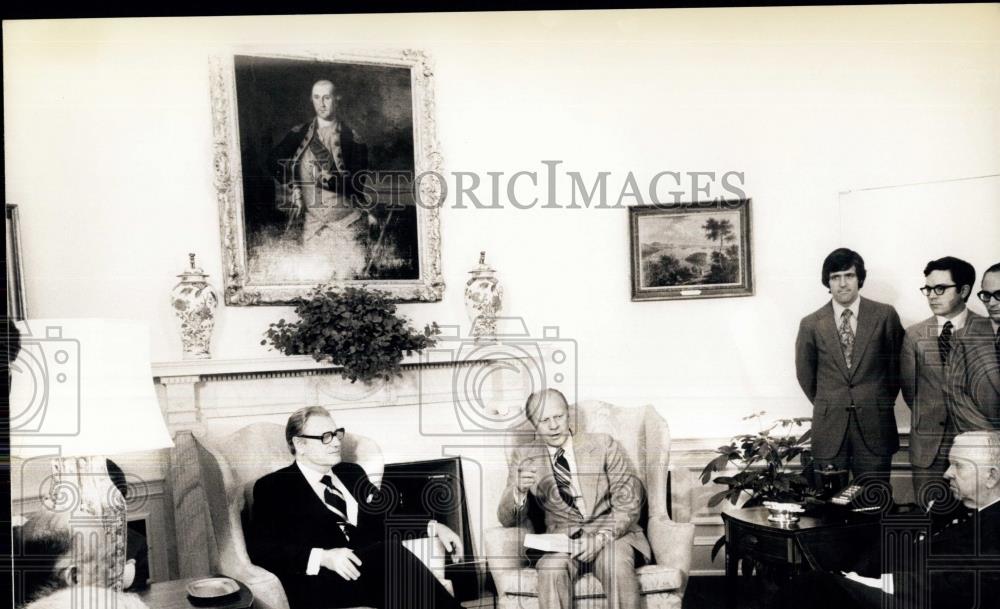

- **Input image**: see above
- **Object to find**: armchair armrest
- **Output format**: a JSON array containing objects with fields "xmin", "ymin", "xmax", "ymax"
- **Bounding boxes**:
[
  {"xmin": 483, "ymin": 526, "xmax": 529, "ymax": 597},
  {"xmin": 647, "ymin": 514, "xmax": 695, "ymax": 592},
  {"xmin": 220, "ymin": 563, "xmax": 289, "ymax": 609}
]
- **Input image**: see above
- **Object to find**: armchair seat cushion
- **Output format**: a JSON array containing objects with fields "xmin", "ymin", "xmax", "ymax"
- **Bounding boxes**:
[{"xmin": 499, "ymin": 564, "xmax": 684, "ymax": 599}]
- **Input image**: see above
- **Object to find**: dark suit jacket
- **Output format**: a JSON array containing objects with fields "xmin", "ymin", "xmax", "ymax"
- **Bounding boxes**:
[
  {"xmin": 893, "ymin": 501, "xmax": 1000, "ymax": 609},
  {"xmin": 787, "ymin": 502, "xmax": 1000, "ymax": 609},
  {"xmin": 795, "ymin": 297, "xmax": 905, "ymax": 459},
  {"xmin": 248, "ymin": 461, "xmax": 388, "ymax": 609},
  {"xmin": 496, "ymin": 433, "xmax": 651, "ymax": 561},
  {"xmin": 901, "ymin": 312, "xmax": 983, "ymax": 467},
  {"xmin": 946, "ymin": 317, "xmax": 1000, "ymax": 430}
]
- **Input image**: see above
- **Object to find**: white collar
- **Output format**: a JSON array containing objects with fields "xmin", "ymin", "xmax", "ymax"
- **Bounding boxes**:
[
  {"xmin": 315, "ymin": 117, "xmax": 339, "ymax": 130},
  {"xmin": 545, "ymin": 434, "xmax": 575, "ymax": 460},
  {"xmin": 936, "ymin": 307, "xmax": 969, "ymax": 330},
  {"xmin": 295, "ymin": 460, "xmax": 332, "ymax": 485},
  {"xmin": 832, "ymin": 297, "xmax": 861, "ymax": 321},
  {"xmin": 978, "ymin": 495, "xmax": 1000, "ymax": 512}
]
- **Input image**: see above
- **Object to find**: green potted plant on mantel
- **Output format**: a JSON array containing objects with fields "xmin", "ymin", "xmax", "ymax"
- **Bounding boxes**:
[
  {"xmin": 700, "ymin": 411, "xmax": 816, "ymax": 561},
  {"xmin": 262, "ymin": 285, "xmax": 441, "ymax": 384}
]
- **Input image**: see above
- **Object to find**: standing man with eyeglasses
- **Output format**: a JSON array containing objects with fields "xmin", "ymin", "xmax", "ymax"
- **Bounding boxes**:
[
  {"xmin": 947, "ymin": 262, "xmax": 1000, "ymax": 431},
  {"xmin": 248, "ymin": 406, "xmax": 465, "ymax": 609},
  {"xmin": 901, "ymin": 257, "xmax": 981, "ymax": 506},
  {"xmin": 795, "ymin": 248, "xmax": 905, "ymax": 488}
]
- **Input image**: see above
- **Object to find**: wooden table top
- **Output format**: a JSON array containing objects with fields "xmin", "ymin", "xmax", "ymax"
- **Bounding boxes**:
[{"xmin": 137, "ymin": 577, "xmax": 253, "ymax": 609}]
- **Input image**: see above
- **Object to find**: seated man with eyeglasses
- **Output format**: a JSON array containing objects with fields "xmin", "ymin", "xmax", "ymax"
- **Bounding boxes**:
[
  {"xmin": 248, "ymin": 406, "xmax": 465, "ymax": 609},
  {"xmin": 946, "ymin": 262, "xmax": 1000, "ymax": 431}
]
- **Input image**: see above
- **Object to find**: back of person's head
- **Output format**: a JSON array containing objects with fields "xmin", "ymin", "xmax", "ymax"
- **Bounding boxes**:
[
  {"xmin": 23, "ymin": 587, "xmax": 149, "ymax": 609},
  {"xmin": 923, "ymin": 256, "xmax": 977, "ymax": 302},
  {"xmin": 14, "ymin": 509, "xmax": 109, "ymax": 607},
  {"xmin": 821, "ymin": 248, "xmax": 867, "ymax": 288}
]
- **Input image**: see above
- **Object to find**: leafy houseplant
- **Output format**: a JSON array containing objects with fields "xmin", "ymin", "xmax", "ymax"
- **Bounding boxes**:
[
  {"xmin": 262, "ymin": 285, "xmax": 440, "ymax": 384},
  {"xmin": 701, "ymin": 412, "xmax": 815, "ymax": 562},
  {"xmin": 700, "ymin": 411, "xmax": 816, "ymax": 509}
]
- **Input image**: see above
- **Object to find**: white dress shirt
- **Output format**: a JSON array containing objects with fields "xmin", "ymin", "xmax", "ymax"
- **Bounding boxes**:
[
  {"xmin": 296, "ymin": 461, "xmax": 359, "ymax": 575},
  {"xmin": 935, "ymin": 307, "xmax": 970, "ymax": 336},
  {"xmin": 514, "ymin": 435, "xmax": 589, "ymax": 518},
  {"xmin": 546, "ymin": 436, "xmax": 589, "ymax": 518},
  {"xmin": 831, "ymin": 297, "xmax": 860, "ymax": 335}
]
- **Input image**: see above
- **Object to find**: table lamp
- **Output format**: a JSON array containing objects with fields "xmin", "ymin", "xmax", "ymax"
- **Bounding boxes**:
[{"xmin": 10, "ymin": 319, "xmax": 174, "ymax": 592}]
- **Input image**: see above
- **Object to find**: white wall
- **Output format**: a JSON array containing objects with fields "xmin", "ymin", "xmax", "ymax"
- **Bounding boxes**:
[{"xmin": 5, "ymin": 5, "xmax": 1000, "ymax": 441}]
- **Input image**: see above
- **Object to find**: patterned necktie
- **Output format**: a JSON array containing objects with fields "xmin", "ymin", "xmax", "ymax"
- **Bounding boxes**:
[
  {"xmin": 319, "ymin": 473, "xmax": 351, "ymax": 539},
  {"xmin": 994, "ymin": 330, "xmax": 1000, "ymax": 368},
  {"xmin": 939, "ymin": 320, "xmax": 954, "ymax": 364},
  {"xmin": 839, "ymin": 309, "xmax": 856, "ymax": 368},
  {"xmin": 553, "ymin": 448, "xmax": 581, "ymax": 515}
]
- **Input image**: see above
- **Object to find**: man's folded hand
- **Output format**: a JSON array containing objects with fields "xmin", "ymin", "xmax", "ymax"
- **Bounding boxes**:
[{"xmin": 321, "ymin": 547, "xmax": 363, "ymax": 580}]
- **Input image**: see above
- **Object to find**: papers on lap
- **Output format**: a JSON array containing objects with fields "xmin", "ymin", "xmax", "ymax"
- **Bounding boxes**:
[{"xmin": 524, "ymin": 533, "xmax": 573, "ymax": 553}]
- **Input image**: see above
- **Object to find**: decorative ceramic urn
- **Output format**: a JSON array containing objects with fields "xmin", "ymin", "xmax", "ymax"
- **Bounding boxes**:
[
  {"xmin": 464, "ymin": 251, "xmax": 503, "ymax": 344},
  {"xmin": 170, "ymin": 253, "xmax": 218, "ymax": 359}
]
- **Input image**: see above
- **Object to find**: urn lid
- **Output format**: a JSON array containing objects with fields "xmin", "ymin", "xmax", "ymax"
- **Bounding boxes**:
[
  {"xmin": 468, "ymin": 251, "xmax": 496, "ymax": 275},
  {"xmin": 177, "ymin": 253, "xmax": 210, "ymax": 282}
]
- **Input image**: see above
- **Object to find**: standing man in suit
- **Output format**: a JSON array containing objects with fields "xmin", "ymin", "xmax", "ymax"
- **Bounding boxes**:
[
  {"xmin": 901, "ymin": 257, "xmax": 980, "ymax": 506},
  {"xmin": 497, "ymin": 389, "xmax": 650, "ymax": 609},
  {"xmin": 795, "ymin": 248, "xmax": 905, "ymax": 486},
  {"xmin": 947, "ymin": 262, "xmax": 1000, "ymax": 430},
  {"xmin": 774, "ymin": 430, "xmax": 1000, "ymax": 609},
  {"xmin": 248, "ymin": 406, "xmax": 464, "ymax": 609}
]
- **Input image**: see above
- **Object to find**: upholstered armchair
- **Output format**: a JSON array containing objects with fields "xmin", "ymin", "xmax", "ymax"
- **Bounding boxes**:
[
  {"xmin": 171, "ymin": 423, "xmax": 385, "ymax": 609},
  {"xmin": 483, "ymin": 401, "xmax": 695, "ymax": 609}
]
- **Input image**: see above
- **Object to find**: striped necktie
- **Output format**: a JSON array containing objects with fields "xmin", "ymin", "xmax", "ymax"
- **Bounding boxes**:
[
  {"xmin": 319, "ymin": 473, "xmax": 352, "ymax": 539},
  {"xmin": 553, "ymin": 448, "xmax": 582, "ymax": 515}
]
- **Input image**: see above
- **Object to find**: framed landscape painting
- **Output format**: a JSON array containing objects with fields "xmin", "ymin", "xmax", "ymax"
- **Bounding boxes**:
[
  {"xmin": 629, "ymin": 199, "xmax": 754, "ymax": 301},
  {"xmin": 209, "ymin": 48, "xmax": 445, "ymax": 305}
]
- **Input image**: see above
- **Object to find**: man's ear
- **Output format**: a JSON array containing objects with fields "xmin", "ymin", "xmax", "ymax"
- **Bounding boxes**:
[
  {"xmin": 960, "ymin": 284, "xmax": 972, "ymax": 301},
  {"xmin": 986, "ymin": 466, "xmax": 1000, "ymax": 489},
  {"xmin": 59, "ymin": 564, "xmax": 78, "ymax": 586}
]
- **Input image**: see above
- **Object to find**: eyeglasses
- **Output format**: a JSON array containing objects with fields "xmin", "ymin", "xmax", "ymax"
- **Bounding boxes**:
[
  {"xmin": 920, "ymin": 284, "xmax": 958, "ymax": 296},
  {"xmin": 978, "ymin": 290, "xmax": 1000, "ymax": 303},
  {"xmin": 297, "ymin": 428, "xmax": 346, "ymax": 444}
]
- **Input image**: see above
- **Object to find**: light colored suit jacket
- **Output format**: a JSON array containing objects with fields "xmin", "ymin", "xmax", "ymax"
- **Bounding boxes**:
[
  {"xmin": 901, "ymin": 312, "xmax": 982, "ymax": 467},
  {"xmin": 946, "ymin": 317, "xmax": 1000, "ymax": 430},
  {"xmin": 497, "ymin": 432, "xmax": 651, "ymax": 561},
  {"xmin": 795, "ymin": 297, "xmax": 905, "ymax": 459}
]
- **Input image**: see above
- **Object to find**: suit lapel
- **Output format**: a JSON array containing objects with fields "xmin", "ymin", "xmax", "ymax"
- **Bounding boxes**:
[
  {"xmin": 968, "ymin": 320, "xmax": 1000, "ymax": 396},
  {"xmin": 848, "ymin": 298, "xmax": 878, "ymax": 378},
  {"xmin": 818, "ymin": 303, "xmax": 851, "ymax": 380},
  {"xmin": 573, "ymin": 434, "xmax": 601, "ymax": 518}
]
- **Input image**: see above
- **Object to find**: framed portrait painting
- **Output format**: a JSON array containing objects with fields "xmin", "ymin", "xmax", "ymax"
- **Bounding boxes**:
[
  {"xmin": 629, "ymin": 199, "xmax": 754, "ymax": 301},
  {"xmin": 210, "ymin": 49, "xmax": 444, "ymax": 305}
]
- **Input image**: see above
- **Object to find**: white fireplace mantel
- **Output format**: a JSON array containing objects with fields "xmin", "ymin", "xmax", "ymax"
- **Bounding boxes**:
[{"xmin": 151, "ymin": 345, "xmax": 560, "ymax": 438}]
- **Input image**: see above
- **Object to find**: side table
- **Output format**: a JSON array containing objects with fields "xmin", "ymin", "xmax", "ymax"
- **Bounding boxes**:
[
  {"xmin": 138, "ymin": 577, "xmax": 254, "ymax": 609},
  {"xmin": 721, "ymin": 506, "xmax": 880, "ymax": 609}
]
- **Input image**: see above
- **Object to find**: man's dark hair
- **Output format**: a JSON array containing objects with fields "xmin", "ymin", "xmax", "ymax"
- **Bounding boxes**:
[
  {"xmin": 985, "ymin": 262, "xmax": 1000, "ymax": 276},
  {"xmin": 821, "ymin": 248, "xmax": 867, "ymax": 289},
  {"xmin": 923, "ymin": 257, "xmax": 977, "ymax": 302},
  {"xmin": 13, "ymin": 512, "xmax": 74, "ymax": 608},
  {"xmin": 285, "ymin": 406, "xmax": 331, "ymax": 455}
]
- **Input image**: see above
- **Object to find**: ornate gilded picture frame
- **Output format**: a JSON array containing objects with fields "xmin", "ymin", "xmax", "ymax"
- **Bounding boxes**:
[
  {"xmin": 210, "ymin": 49, "xmax": 444, "ymax": 305},
  {"xmin": 629, "ymin": 199, "xmax": 754, "ymax": 301}
]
